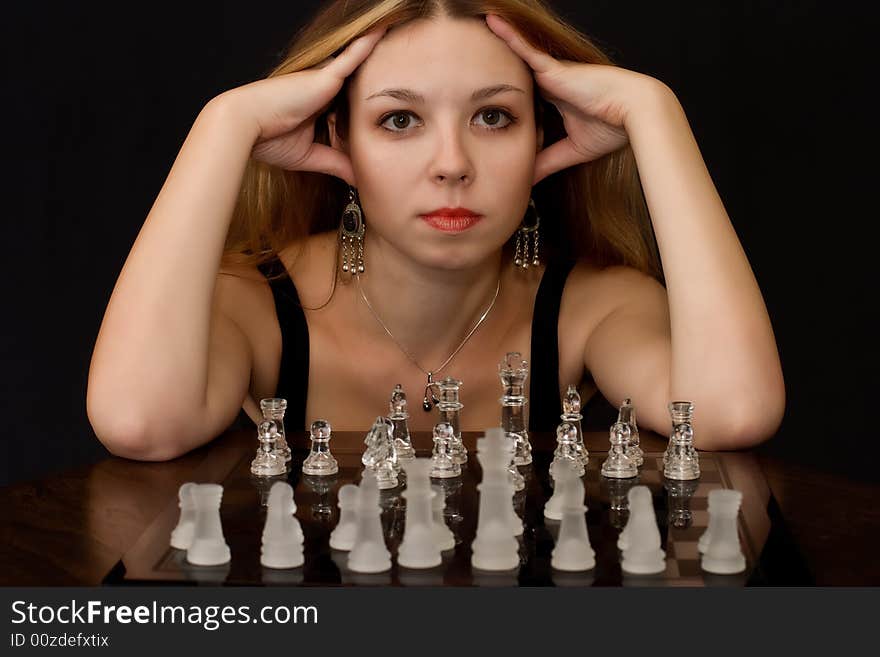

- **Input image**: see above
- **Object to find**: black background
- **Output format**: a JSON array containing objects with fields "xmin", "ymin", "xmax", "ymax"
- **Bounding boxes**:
[{"xmin": 2, "ymin": 1, "xmax": 876, "ymax": 486}]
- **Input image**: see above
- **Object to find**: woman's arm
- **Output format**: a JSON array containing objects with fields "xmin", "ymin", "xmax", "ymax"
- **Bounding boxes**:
[
  {"xmin": 87, "ymin": 98, "xmax": 261, "ymax": 460},
  {"xmin": 585, "ymin": 84, "xmax": 785, "ymax": 449}
]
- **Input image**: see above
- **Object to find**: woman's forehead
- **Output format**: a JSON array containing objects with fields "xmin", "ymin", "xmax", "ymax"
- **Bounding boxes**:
[{"xmin": 350, "ymin": 16, "xmax": 533, "ymax": 101}]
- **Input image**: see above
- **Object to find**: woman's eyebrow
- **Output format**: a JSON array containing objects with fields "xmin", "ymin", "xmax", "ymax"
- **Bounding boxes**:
[{"xmin": 365, "ymin": 84, "xmax": 525, "ymax": 103}]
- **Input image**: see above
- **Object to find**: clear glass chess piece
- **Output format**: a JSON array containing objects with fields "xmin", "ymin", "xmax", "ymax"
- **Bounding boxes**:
[
  {"xmin": 260, "ymin": 398, "xmax": 291, "ymax": 462},
  {"xmin": 436, "ymin": 376, "xmax": 467, "ymax": 464},
  {"xmin": 664, "ymin": 477, "xmax": 699, "ymax": 529},
  {"xmin": 302, "ymin": 472, "xmax": 337, "ymax": 520},
  {"xmin": 663, "ymin": 401, "xmax": 701, "ymax": 480},
  {"xmin": 362, "ymin": 416, "xmax": 399, "ymax": 490},
  {"xmin": 251, "ymin": 420, "xmax": 287, "ymax": 476},
  {"xmin": 600, "ymin": 421, "xmax": 638, "ymax": 479},
  {"xmin": 550, "ymin": 421, "xmax": 586, "ymax": 480},
  {"xmin": 430, "ymin": 422, "xmax": 461, "ymax": 478},
  {"xmin": 434, "ymin": 476, "xmax": 465, "ymax": 545},
  {"xmin": 302, "ymin": 419, "xmax": 339, "ymax": 476},
  {"xmin": 617, "ymin": 397, "xmax": 643, "ymax": 467},
  {"xmin": 498, "ymin": 352, "xmax": 533, "ymax": 465},
  {"xmin": 379, "ymin": 487, "xmax": 406, "ymax": 546},
  {"xmin": 561, "ymin": 384, "xmax": 589, "ymax": 466},
  {"xmin": 601, "ymin": 474, "xmax": 640, "ymax": 530},
  {"xmin": 504, "ymin": 432, "xmax": 526, "ymax": 493},
  {"xmin": 389, "ymin": 384, "xmax": 416, "ymax": 460}
]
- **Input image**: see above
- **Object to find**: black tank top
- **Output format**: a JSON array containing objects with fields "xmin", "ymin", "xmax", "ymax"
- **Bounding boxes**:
[{"xmin": 251, "ymin": 258, "xmax": 618, "ymax": 432}]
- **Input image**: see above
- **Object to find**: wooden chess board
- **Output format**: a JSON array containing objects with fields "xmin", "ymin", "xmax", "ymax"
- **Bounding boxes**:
[{"xmin": 110, "ymin": 434, "xmax": 774, "ymax": 586}]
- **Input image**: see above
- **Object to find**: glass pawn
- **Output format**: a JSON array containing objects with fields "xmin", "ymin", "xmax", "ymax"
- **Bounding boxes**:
[
  {"xmin": 430, "ymin": 422, "xmax": 461, "ymax": 479},
  {"xmin": 602, "ymin": 474, "xmax": 639, "ymax": 530},
  {"xmin": 550, "ymin": 421, "xmax": 586, "ymax": 480},
  {"xmin": 436, "ymin": 376, "xmax": 467, "ymax": 464},
  {"xmin": 361, "ymin": 416, "xmax": 399, "ymax": 489},
  {"xmin": 665, "ymin": 477, "xmax": 699, "ymax": 529},
  {"xmin": 389, "ymin": 384, "xmax": 415, "ymax": 460},
  {"xmin": 600, "ymin": 421, "xmax": 638, "ymax": 479},
  {"xmin": 663, "ymin": 401, "xmax": 701, "ymax": 480},
  {"xmin": 498, "ymin": 352, "xmax": 533, "ymax": 465},
  {"xmin": 561, "ymin": 384, "xmax": 589, "ymax": 466},
  {"xmin": 617, "ymin": 397, "xmax": 643, "ymax": 467},
  {"xmin": 260, "ymin": 398, "xmax": 291, "ymax": 462},
  {"xmin": 302, "ymin": 419, "xmax": 339, "ymax": 476},
  {"xmin": 251, "ymin": 420, "xmax": 287, "ymax": 476}
]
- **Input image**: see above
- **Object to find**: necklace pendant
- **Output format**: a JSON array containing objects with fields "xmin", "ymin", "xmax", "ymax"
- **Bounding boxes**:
[{"xmin": 423, "ymin": 373, "xmax": 437, "ymax": 412}]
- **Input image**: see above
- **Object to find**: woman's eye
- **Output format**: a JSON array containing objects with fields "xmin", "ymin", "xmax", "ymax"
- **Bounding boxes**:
[{"xmin": 379, "ymin": 108, "xmax": 516, "ymax": 133}]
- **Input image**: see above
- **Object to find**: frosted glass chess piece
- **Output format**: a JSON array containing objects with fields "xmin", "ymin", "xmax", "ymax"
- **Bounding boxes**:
[
  {"xmin": 389, "ymin": 384, "xmax": 415, "ymax": 460},
  {"xmin": 663, "ymin": 401, "xmax": 701, "ymax": 480},
  {"xmin": 618, "ymin": 485, "xmax": 652, "ymax": 551},
  {"xmin": 260, "ymin": 398, "xmax": 291, "ymax": 462},
  {"xmin": 620, "ymin": 485, "xmax": 666, "ymax": 575},
  {"xmin": 397, "ymin": 458, "xmax": 443, "ymax": 568},
  {"xmin": 251, "ymin": 420, "xmax": 287, "ymax": 477},
  {"xmin": 347, "ymin": 471, "xmax": 392, "ymax": 573},
  {"xmin": 430, "ymin": 422, "xmax": 461, "ymax": 478},
  {"xmin": 186, "ymin": 484, "xmax": 231, "ymax": 566},
  {"xmin": 260, "ymin": 482, "xmax": 304, "ymax": 569},
  {"xmin": 170, "ymin": 483, "xmax": 198, "ymax": 549},
  {"xmin": 362, "ymin": 416, "xmax": 399, "ymax": 489},
  {"xmin": 561, "ymin": 384, "xmax": 589, "ymax": 466},
  {"xmin": 430, "ymin": 485, "xmax": 456, "ymax": 551},
  {"xmin": 330, "ymin": 484, "xmax": 359, "ymax": 551},
  {"xmin": 551, "ymin": 459, "xmax": 595, "ymax": 571},
  {"xmin": 436, "ymin": 376, "xmax": 467, "ymax": 464},
  {"xmin": 302, "ymin": 419, "xmax": 339, "ymax": 476},
  {"xmin": 700, "ymin": 489, "xmax": 746, "ymax": 574},
  {"xmin": 498, "ymin": 352, "xmax": 533, "ymax": 465},
  {"xmin": 617, "ymin": 398, "xmax": 644, "ymax": 467},
  {"xmin": 471, "ymin": 429, "xmax": 521, "ymax": 571},
  {"xmin": 601, "ymin": 421, "xmax": 639, "ymax": 479},
  {"xmin": 544, "ymin": 471, "xmax": 567, "ymax": 521},
  {"xmin": 550, "ymin": 421, "xmax": 586, "ymax": 479}
]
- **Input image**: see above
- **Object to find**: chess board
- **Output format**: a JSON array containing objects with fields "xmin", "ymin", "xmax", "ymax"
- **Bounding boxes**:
[{"xmin": 110, "ymin": 436, "xmax": 772, "ymax": 586}]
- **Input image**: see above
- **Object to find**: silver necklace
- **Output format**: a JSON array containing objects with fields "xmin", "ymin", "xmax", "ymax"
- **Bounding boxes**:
[{"xmin": 355, "ymin": 273, "xmax": 501, "ymax": 411}]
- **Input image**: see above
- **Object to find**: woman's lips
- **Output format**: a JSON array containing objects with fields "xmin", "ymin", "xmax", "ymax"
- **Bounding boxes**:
[{"xmin": 420, "ymin": 214, "xmax": 483, "ymax": 232}]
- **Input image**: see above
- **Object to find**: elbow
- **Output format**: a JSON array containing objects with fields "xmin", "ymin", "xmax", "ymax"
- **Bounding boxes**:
[
  {"xmin": 87, "ymin": 399, "xmax": 192, "ymax": 462},
  {"xmin": 697, "ymin": 388, "xmax": 786, "ymax": 451}
]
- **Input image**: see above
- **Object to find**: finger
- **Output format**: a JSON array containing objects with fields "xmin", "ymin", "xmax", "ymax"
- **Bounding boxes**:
[
  {"xmin": 484, "ymin": 14, "xmax": 557, "ymax": 75},
  {"xmin": 298, "ymin": 143, "xmax": 356, "ymax": 186},
  {"xmin": 533, "ymin": 138, "xmax": 590, "ymax": 186},
  {"xmin": 327, "ymin": 26, "xmax": 387, "ymax": 79}
]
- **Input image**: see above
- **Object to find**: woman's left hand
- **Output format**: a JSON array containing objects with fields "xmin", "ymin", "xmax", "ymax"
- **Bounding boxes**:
[{"xmin": 485, "ymin": 13, "xmax": 668, "ymax": 185}]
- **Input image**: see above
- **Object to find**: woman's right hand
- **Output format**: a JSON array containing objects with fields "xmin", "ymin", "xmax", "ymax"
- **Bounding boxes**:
[{"xmin": 212, "ymin": 26, "xmax": 386, "ymax": 185}]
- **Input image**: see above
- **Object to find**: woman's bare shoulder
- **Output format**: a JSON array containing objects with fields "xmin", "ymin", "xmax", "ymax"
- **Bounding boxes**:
[
  {"xmin": 559, "ymin": 261, "xmax": 668, "ymax": 345},
  {"xmin": 213, "ymin": 231, "xmax": 337, "ymax": 314}
]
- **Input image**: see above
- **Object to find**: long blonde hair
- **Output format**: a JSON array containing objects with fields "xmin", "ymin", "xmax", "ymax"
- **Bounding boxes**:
[{"xmin": 222, "ymin": 0, "xmax": 663, "ymax": 285}]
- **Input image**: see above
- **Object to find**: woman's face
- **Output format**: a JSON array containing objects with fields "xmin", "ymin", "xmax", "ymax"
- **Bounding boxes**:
[{"xmin": 329, "ymin": 16, "xmax": 542, "ymax": 271}]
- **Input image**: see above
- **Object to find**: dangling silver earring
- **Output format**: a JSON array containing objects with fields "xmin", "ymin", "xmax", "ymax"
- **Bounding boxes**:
[
  {"xmin": 339, "ymin": 185, "xmax": 365, "ymax": 274},
  {"xmin": 514, "ymin": 197, "xmax": 541, "ymax": 269}
]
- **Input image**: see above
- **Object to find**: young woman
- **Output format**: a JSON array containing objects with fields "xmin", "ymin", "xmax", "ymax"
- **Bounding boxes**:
[{"xmin": 86, "ymin": 0, "xmax": 785, "ymax": 460}]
